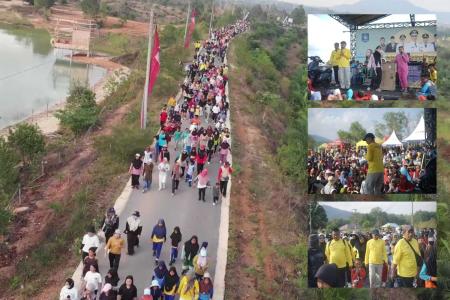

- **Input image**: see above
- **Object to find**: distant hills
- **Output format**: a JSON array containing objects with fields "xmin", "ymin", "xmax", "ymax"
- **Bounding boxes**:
[
  {"xmin": 321, "ymin": 204, "xmax": 353, "ymax": 220},
  {"xmin": 309, "ymin": 134, "xmax": 331, "ymax": 144}
]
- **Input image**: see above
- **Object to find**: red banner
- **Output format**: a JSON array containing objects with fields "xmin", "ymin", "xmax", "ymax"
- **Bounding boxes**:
[
  {"xmin": 148, "ymin": 27, "xmax": 160, "ymax": 95},
  {"xmin": 184, "ymin": 9, "xmax": 196, "ymax": 48}
]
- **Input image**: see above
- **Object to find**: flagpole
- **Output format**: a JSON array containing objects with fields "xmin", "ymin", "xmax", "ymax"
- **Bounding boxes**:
[
  {"xmin": 209, "ymin": 0, "xmax": 214, "ymax": 38},
  {"xmin": 183, "ymin": 0, "xmax": 191, "ymax": 43},
  {"xmin": 142, "ymin": 8, "xmax": 155, "ymax": 129}
]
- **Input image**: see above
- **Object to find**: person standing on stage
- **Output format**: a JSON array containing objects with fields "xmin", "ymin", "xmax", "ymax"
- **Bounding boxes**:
[
  {"xmin": 338, "ymin": 41, "xmax": 351, "ymax": 90},
  {"xmin": 329, "ymin": 42, "xmax": 340, "ymax": 86},
  {"xmin": 395, "ymin": 46, "xmax": 410, "ymax": 93}
]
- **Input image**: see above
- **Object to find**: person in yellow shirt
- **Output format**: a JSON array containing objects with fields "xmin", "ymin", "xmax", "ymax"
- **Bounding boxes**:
[
  {"xmin": 325, "ymin": 228, "xmax": 353, "ymax": 287},
  {"xmin": 429, "ymin": 64, "xmax": 437, "ymax": 83},
  {"xmin": 329, "ymin": 42, "xmax": 340, "ymax": 86},
  {"xmin": 177, "ymin": 270, "xmax": 199, "ymax": 300},
  {"xmin": 167, "ymin": 96, "xmax": 176, "ymax": 108},
  {"xmin": 392, "ymin": 225, "xmax": 421, "ymax": 287},
  {"xmin": 104, "ymin": 229, "xmax": 124, "ymax": 270},
  {"xmin": 338, "ymin": 41, "xmax": 352, "ymax": 89},
  {"xmin": 365, "ymin": 229, "xmax": 387, "ymax": 287},
  {"xmin": 364, "ymin": 132, "xmax": 384, "ymax": 194}
]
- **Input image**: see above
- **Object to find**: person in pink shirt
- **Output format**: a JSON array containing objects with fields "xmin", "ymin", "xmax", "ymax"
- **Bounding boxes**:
[{"xmin": 395, "ymin": 46, "xmax": 410, "ymax": 93}]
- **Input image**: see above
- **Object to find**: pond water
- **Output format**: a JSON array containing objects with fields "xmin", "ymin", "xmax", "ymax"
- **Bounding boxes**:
[{"xmin": 0, "ymin": 24, "xmax": 107, "ymax": 129}]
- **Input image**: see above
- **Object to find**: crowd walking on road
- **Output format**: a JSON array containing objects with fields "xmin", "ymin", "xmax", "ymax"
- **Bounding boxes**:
[{"xmin": 60, "ymin": 20, "xmax": 249, "ymax": 300}]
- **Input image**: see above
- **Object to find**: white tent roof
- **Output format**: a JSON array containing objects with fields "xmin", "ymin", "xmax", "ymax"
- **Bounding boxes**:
[
  {"xmin": 382, "ymin": 130, "xmax": 403, "ymax": 147},
  {"xmin": 403, "ymin": 116, "xmax": 425, "ymax": 142},
  {"xmin": 381, "ymin": 223, "xmax": 399, "ymax": 228}
]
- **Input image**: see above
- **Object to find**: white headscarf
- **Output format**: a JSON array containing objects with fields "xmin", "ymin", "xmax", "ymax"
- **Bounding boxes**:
[{"xmin": 127, "ymin": 215, "xmax": 141, "ymax": 232}]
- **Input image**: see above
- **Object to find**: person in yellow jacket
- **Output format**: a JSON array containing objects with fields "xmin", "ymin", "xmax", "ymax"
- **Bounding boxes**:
[
  {"xmin": 365, "ymin": 229, "xmax": 388, "ymax": 287},
  {"xmin": 337, "ymin": 41, "xmax": 352, "ymax": 89},
  {"xmin": 104, "ymin": 229, "xmax": 125, "ymax": 270},
  {"xmin": 392, "ymin": 225, "xmax": 421, "ymax": 287},
  {"xmin": 177, "ymin": 270, "xmax": 199, "ymax": 300},
  {"xmin": 325, "ymin": 228, "xmax": 354, "ymax": 287},
  {"xmin": 167, "ymin": 96, "xmax": 176, "ymax": 108},
  {"xmin": 329, "ymin": 42, "xmax": 340, "ymax": 86},
  {"xmin": 195, "ymin": 41, "xmax": 201, "ymax": 52},
  {"xmin": 363, "ymin": 132, "xmax": 384, "ymax": 194}
]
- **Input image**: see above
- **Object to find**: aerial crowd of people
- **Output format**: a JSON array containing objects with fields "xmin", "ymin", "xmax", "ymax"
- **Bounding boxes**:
[
  {"xmin": 59, "ymin": 19, "xmax": 249, "ymax": 300},
  {"xmin": 308, "ymin": 134, "xmax": 436, "ymax": 194},
  {"xmin": 308, "ymin": 226, "xmax": 437, "ymax": 288}
]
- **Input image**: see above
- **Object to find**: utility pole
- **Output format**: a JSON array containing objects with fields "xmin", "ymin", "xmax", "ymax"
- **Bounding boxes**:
[
  {"xmin": 141, "ymin": 7, "xmax": 155, "ymax": 129},
  {"xmin": 183, "ymin": 0, "xmax": 191, "ymax": 43}
]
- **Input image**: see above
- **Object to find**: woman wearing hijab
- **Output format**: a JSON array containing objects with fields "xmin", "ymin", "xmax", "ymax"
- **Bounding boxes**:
[
  {"xmin": 199, "ymin": 272, "xmax": 214, "ymax": 300},
  {"xmin": 183, "ymin": 235, "xmax": 200, "ymax": 269},
  {"xmin": 129, "ymin": 153, "xmax": 143, "ymax": 189},
  {"xmin": 99, "ymin": 283, "xmax": 116, "ymax": 300},
  {"xmin": 163, "ymin": 266, "xmax": 180, "ymax": 300},
  {"xmin": 102, "ymin": 207, "xmax": 119, "ymax": 244},
  {"xmin": 196, "ymin": 145, "xmax": 208, "ymax": 175},
  {"xmin": 158, "ymin": 157, "xmax": 170, "ymax": 191},
  {"xmin": 194, "ymin": 169, "xmax": 210, "ymax": 202},
  {"xmin": 152, "ymin": 260, "xmax": 168, "ymax": 288},
  {"xmin": 171, "ymin": 160, "xmax": 182, "ymax": 196},
  {"xmin": 170, "ymin": 226, "xmax": 182, "ymax": 265},
  {"xmin": 177, "ymin": 270, "xmax": 199, "ymax": 300},
  {"xmin": 125, "ymin": 211, "xmax": 142, "ymax": 255},
  {"xmin": 151, "ymin": 219, "xmax": 167, "ymax": 264},
  {"xmin": 60, "ymin": 278, "xmax": 78, "ymax": 300},
  {"xmin": 150, "ymin": 280, "xmax": 163, "ymax": 300},
  {"xmin": 193, "ymin": 242, "xmax": 209, "ymax": 280}
]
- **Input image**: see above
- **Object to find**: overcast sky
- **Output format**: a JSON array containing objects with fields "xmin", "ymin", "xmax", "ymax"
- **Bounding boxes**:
[
  {"xmin": 308, "ymin": 14, "xmax": 437, "ymax": 60},
  {"xmin": 319, "ymin": 201, "xmax": 436, "ymax": 214},
  {"xmin": 308, "ymin": 108, "xmax": 423, "ymax": 140},
  {"xmin": 282, "ymin": 0, "xmax": 449, "ymax": 12}
]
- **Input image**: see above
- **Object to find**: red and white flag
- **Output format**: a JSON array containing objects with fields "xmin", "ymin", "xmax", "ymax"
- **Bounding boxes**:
[{"xmin": 184, "ymin": 9, "xmax": 196, "ymax": 48}]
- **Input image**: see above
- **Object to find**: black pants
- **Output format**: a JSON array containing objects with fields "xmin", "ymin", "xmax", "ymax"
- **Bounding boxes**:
[
  {"xmin": 198, "ymin": 187, "xmax": 206, "ymax": 201},
  {"xmin": 172, "ymin": 179, "xmax": 179, "ymax": 193},
  {"xmin": 336, "ymin": 267, "xmax": 347, "ymax": 287},
  {"xmin": 181, "ymin": 166, "xmax": 185, "ymax": 177},
  {"xmin": 397, "ymin": 276, "xmax": 415, "ymax": 287},
  {"xmin": 197, "ymin": 163, "xmax": 204, "ymax": 175},
  {"xmin": 372, "ymin": 67, "xmax": 382, "ymax": 90},
  {"xmin": 109, "ymin": 253, "xmax": 121, "ymax": 270},
  {"xmin": 127, "ymin": 232, "xmax": 138, "ymax": 255},
  {"xmin": 220, "ymin": 180, "xmax": 228, "ymax": 197},
  {"xmin": 333, "ymin": 66, "xmax": 339, "ymax": 85},
  {"xmin": 131, "ymin": 174, "xmax": 140, "ymax": 187}
]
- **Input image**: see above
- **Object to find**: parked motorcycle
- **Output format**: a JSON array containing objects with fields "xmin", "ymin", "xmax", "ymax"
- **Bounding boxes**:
[{"xmin": 308, "ymin": 56, "xmax": 332, "ymax": 89}]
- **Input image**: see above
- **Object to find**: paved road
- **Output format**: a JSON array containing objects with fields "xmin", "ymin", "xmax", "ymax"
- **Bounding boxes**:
[{"xmin": 94, "ymin": 53, "xmax": 226, "ymax": 297}]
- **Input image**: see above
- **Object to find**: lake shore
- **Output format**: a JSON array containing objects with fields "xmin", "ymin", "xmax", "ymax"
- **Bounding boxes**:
[{"xmin": 0, "ymin": 56, "xmax": 130, "ymax": 137}]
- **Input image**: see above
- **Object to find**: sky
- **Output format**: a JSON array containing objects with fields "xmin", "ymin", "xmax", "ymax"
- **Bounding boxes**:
[
  {"xmin": 282, "ymin": 0, "xmax": 450, "ymax": 12},
  {"xmin": 308, "ymin": 14, "xmax": 437, "ymax": 60},
  {"xmin": 308, "ymin": 108, "xmax": 423, "ymax": 140},
  {"xmin": 319, "ymin": 201, "xmax": 436, "ymax": 214}
]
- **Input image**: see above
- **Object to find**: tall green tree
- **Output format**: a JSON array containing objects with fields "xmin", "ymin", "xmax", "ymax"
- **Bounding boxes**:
[
  {"xmin": 291, "ymin": 5, "xmax": 306, "ymax": 25},
  {"xmin": 8, "ymin": 124, "xmax": 45, "ymax": 165},
  {"xmin": 374, "ymin": 111, "xmax": 409, "ymax": 140},
  {"xmin": 309, "ymin": 202, "xmax": 328, "ymax": 231},
  {"xmin": 80, "ymin": 0, "xmax": 100, "ymax": 17},
  {"xmin": 337, "ymin": 121, "xmax": 366, "ymax": 144},
  {"xmin": 0, "ymin": 137, "xmax": 20, "ymax": 194}
]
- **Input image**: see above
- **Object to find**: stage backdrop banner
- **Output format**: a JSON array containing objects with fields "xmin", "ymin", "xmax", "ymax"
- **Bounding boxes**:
[{"xmin": 355, "ymin": 25, "xmax": 437, "ymax": 63}]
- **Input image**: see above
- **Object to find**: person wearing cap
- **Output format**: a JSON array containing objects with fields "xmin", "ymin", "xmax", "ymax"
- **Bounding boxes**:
[
  {"xmin": 337, "ymin": 41, "xmax": 351, "ymax": 89},
  {"xmin": 81, "ymin": 226, "xmax": 100, "ymax": 260},
  {"xmin": 140, "ymin": 287, "xmax": 152, "ymax": 300},
  {"xmin": 125, "ymin": 211, "xmax": 142, "ymax": 255},
  {"xmin": 102, "ymin": 207, "xmax": 120, "ymax": 244},
  {"xmin": 385, "ymin": 36, "xmax": 397, "ymax": 53},
  {"xmin": 321, "ymin": 176, "xmax": 337, "ymax": 195},
  {"xmin": 420, "ymin": 33, "xmax": 435, "ymax": 52},
  {"xmin": 193, "ymin": 242, "xmax": 209, "ymax": 280},
  {"xmin": 129, "ymin": 153, "xmax": 143, "ymax": 189},
  {"xmin": 315, "ymin": 263, "xmax": 338, "ymax": 288},
  {"xmin": 406, "ymin": 29, "xmax": 422, "ymax": 53},
  {"xmin": 105, "ymin": 229, "xmax": 125, "ymax": 270},
  {"xmin": 199, "ymin": 272, "xmax": 213, "ymax": 300},
  {"xmin": 151, "ymin": 219, "xmax": 167, "ymax": 264},
  {"xmin": 149, "ymin": 279, "xmax": 163, "ymax": 299},
  {"xmin": 392, "ymin": 225, "xmax": 421, "ymax": 287},
  {"xmin": 177, "ymin": 270, "xmax": 199, "ymax": 300},
  {"xmin": 365, "ymin": 229, "xmax": 387, "ymax": 288},
  {"xmin": 325, "ymin": 228, "xmax": 353, "ymax": 287},
  {"xmin": 163, "ymin": 266, "xmax": 180, "ymax": 300},
  {"xmin": 363, "ymin": 132, "xmax": 384, "ymax": 195},
  {"xmin": 395, "ymin": 45, "xmax": 410, "ymax": 93}
]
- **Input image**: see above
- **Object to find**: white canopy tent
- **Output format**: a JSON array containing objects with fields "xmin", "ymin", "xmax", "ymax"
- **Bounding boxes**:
[
  {"xmin": 403, "ymin": 116, "xmax": 425, "ymax": 142},
  {"xmin": 382, "ymin": 130, "xmax": 403, "ymax": 147},
  {"xmin": 381, "ymin": 223, "xmax": 400, "ymax": 229}
]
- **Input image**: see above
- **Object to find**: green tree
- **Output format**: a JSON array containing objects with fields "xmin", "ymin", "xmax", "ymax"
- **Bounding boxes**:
[
  {"xmin": 0, "ymin": 137, "xmax": 20, "ymax": 194},
  {"xmin": 55, "ymin": 84, "xmax": 100, "ymax": 135},
  {"xmin": 291, "ymin": 5, "xmax": 306, "ymax": 25},
  {"xmin": 337, "ymin": 121, "xmax": 367, "ymax": 144},
  {"xmin": 8, "ymin": 123, "xmax": 45, "ymax": 165},
  {"xmin": 80, "ymin": 0, "xmax": 100, "ymax": 17},
  {"xmin": 34, "ymin": 0, "xmax": 54, "ymax": 8},
  {"xmin": 374, "ymin": 111, "xmax": 409, "ymax": 140},
  {"xmin": 309, "ymin": 202, "xmax": 328, "ymax": 231}
]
